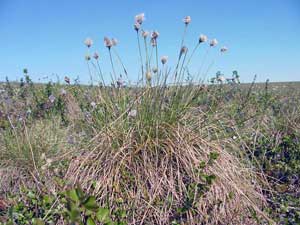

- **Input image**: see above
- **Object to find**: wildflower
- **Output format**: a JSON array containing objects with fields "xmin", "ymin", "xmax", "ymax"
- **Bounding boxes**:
[
  {"xmin": 111, "ymin": 38, "xmax": 118, "ymax": 46},
  {"xmin": 220, "ymin": 46, "xmax": 228, "ymax": 53},
  {"xmin": 151, "ymin": 31, "xmax": 159, "ymax": 40},
  {"xmin": 199, "ymin": 34, "xmax": 208, "ymax": 43},
  {"xmin": 146, "ymin": 71, "xmax": 152, "ymax": 81},
  {"xmin": 90, "ymin": 101, "xmax": 96, "ymax": 108},
  {"xmin": 64, "ymin": 76, "xmax": 70, "ymax": 84},
  {"xmin": 104, "ymin": 37, "xmax": 113, "ymax": 49},
  {"xmin": 128, "ymin": 109, "xmax": 137, "ymax": 118},
  {"xmin": 48, "ymin": 94, "xmax": 55, "ymax": 103},
  {"xmin": 60, "ymin": 88, "xmax": 67, "ymax": 95},
  {"xmin": 93, "ymin": 52, "xmax": 99, "ymax": 60},
  {"xmin": 84, "ymin": 38, "xmax": 93, "ymax": 48},
  {"xmin": 85, "ymin": 54, "xmax": 91, "ymax": 61},
  {"xmin": 141, "ymin": 30, "xmax": 149, "ymax": 38},
  {"xmin": 210, "ymin": 38, "xmax": 218, "ymax": 47},
  {"xmin": 134, "ymin": 23, "xmax": 141, "ymax": 31},
  {"xmin": 183, "ymin": 16, "xmax": 191, "ymax": 25},
  {"xmin": 161, "ymin": 56, "xmax": 168, "ymax": 65},
  {"xmin": 135, "ymin": 13, "xmax": 145, "ymax": 24},
  {"xmin": 152, "ymin": 67, "xmax": 158, "ymax": 73}
]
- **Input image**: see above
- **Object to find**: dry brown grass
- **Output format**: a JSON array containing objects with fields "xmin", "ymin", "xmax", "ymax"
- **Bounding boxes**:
[{"xmin": 65, "ymin": 121, "xmax": 270, "ymax": 224}]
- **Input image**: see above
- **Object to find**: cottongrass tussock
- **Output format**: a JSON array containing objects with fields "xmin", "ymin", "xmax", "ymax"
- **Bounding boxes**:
[{"xmin": 0, "ymin": 11, "xmax": 284, "ymax": 225}]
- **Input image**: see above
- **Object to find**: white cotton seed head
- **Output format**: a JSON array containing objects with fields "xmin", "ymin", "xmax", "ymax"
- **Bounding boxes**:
[
  {"xmin": 220, "ymin": 46, "xmax": 228, "ymax": 53},
  {"xmin": 93, "ymin": 52, "xmax": 99, "ymax": 60},
  {"xmin": 104, "ymin": 37, "xmax": 113, "ymax": 48},
  {"xmin": 183, "ymin": 16, "xmax": 191, "ymax": 25},
  {"xmin": 111, "ymin": 38, "xmax": 118, "ymax": 46},
  {"xmin": 84, "ymin": 38, "xmax": 93, "ymax": 48},
  {"xmin": 199, "ymin": 34, "xmax": 208, "ymax": 43},
  {"xmin": 135, "ymin": 13, "xmax": 145, "ymax": 25},
  {"xmin": 161, "ymin": 56, "xmax": 168, "ymax": 65},
  {"xmin": 210, "ymin": 38, "xmax": 218, "ymax": 47}
]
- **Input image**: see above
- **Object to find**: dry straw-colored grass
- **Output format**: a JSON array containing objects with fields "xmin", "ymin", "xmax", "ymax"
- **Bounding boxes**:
[{"xmin": 65, "ymin": 118, "xmax": 270, "ymax": 224}]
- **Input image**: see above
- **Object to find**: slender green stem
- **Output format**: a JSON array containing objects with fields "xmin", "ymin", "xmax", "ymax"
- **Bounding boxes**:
[
  {"xmin": 174, "ymin": 25, "xmax": 188, "ymax": 81},
  {"xmin": 86, "ymin": 61, "xmax": 93, "ymax": 86},
  {"xmin": 108, "ymin": 49, "xmax": 117, "ymax": 82},
  {"xmin": 155, "ymin": 44, "xmax": 159, "ymax": 85},
  {"xmin": 185, "ymin": 43, "xmax": 200, "ymax": 68},
  {"xmin": 196, "ymin": 47, "xmax": 210, "ymax": 80},
  {"xmin": 136, "ymin": 31, "xmax": 144, "ymax": 83},
  {"xmin": 112, "ymin": 48, "xmax": 128, "ymax": 80},
  {"xmin": 178, "ymin": 51, "xmax": 188, "ymax": 82},
  {"xmin": 96, "ymin": 60, "xmax": 105, "ymax": 86},
  {"xmin": 143, "ymin": 37, "xmax": 149, "ymax": 72}
]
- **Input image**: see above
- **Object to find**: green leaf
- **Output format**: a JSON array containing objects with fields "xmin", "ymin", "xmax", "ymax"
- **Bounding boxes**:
[
  {"xmin": 87, "ymin": 217, "xmax": 96, "ymax": 225},
  {"xmin": 69, "ymin": 207, "xmax": 80, "ymax": 222},
  {"xmin": 83, "ymin": 196, "xmax": 98, "ymax": 211},
  {"xmin": 96, "ymin": 207, "xmax": 110, "ymax": 222},
  {"xmin": 66, "ymin": 189, "xmax": 79, "ymax": 203},
  {"xmin": 209, "ymin": 152, "xmax": 219, "ymax": 161},
  {"xmin": 75, "ymin": 186, "xmax": 85, "ymax": 202}
]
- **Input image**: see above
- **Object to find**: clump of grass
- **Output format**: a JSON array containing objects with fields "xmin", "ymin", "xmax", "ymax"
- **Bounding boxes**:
[
  {"xmin": 0, "ymin": 12, "xmax": 284, "ymax": 225},
  {"xmin": 0, "ymin": 117, "xmax": 74, "ymax": 193},
  {"xmin": 65, "ymin": 112, "xmax": 269, "ymax": 224}
]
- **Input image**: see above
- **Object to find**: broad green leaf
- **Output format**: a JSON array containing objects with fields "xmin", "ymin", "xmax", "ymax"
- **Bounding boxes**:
[
  {"xmin": 83, "ymin": 196, "xmax": 98, "ymax": 211},
  {"xmin": 66, "ymin": 189, "xmax": 79, "ymax": 203},
  {"xmin": 96, "ymin": 207, "xmax": 110, "ymax": 222},
  {"xmin": 87, "ymin": 217, "xmax": 96, "ymax": 225},
  {"xmin": 75, "ymin": 186, "xmax": 85, "ymax": 201},
  {"xmin": 69, "ymin": 208, "xmax": 80, "ymax": 222}
]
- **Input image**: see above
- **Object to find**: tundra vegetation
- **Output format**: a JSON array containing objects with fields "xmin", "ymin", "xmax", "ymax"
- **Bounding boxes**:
[{"xmin": 0, "ymin": 13, "xmax": 299, "ymax": 225}]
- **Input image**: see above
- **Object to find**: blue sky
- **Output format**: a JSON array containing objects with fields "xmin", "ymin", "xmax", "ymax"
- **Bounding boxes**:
[{"xmin": 0, "ymin": 0, "xmax": 299, "ymax": 83}]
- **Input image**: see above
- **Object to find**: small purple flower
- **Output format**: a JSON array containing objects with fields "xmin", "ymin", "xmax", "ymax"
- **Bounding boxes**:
[{"xmin": 49, "ymin": 95, "xmax": 56, "ymax": 103}]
